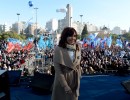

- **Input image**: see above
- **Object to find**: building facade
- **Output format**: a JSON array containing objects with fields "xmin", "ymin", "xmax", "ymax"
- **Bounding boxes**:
[
  {"xmin": 112, "ymin": 26, "xmax": 122, "ymax": 34},
  {"xmin": 46, "ymin": 19, "xmax": 58, "ymax": 32}
]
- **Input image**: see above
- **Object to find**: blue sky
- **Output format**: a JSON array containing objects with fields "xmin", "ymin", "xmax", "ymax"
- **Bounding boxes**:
[{"xmin": 0, "ymin": 0, "xmax": 130, "ymax": 31}]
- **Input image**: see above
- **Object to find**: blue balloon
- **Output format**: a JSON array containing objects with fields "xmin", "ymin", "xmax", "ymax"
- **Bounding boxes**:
[{"xmin": 28, "ymin": 1, "xmax": 33, "ymax": 7}]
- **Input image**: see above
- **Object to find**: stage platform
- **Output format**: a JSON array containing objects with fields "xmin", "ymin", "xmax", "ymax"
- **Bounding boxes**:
[{"xmin": 10, "ymin": 75, "xmax": 130, "ymax": 100}]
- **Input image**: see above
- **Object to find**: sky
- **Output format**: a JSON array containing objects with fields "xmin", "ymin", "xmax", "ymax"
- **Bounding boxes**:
[{"xmin": 0, "ymin": 0, "xmax": 130, "ymax": 31}]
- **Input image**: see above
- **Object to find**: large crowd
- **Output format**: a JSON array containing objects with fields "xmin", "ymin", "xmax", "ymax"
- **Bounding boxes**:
[
  {"xmin": 0, "ymin": 40, "xmax": 28, "ymax": 70},
  {"xmin": 80, "ymin": 45, "xmax": 130, "ymax": 75},
  {"xmin": 0, "ymin": 40, "xmax": 130, "ymax": 76},
  {"xmin": 0, "ymin": 40, "xmax": 54, "ymax": 76}
]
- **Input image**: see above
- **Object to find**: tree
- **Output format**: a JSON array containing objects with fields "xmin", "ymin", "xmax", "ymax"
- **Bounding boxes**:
[
  {"xmin": 81, "ymin": 24, "xmax": 88, "ymax": 40},
  {"xmin": 0, "ymin": 31, "xmax": 26, "ymax": 40},
  {"xmin": 77, "ymin": 34, "xmax": 81, "ymax": 40},
  {"xmin": 122, "ymin": 32, "xmax": 130, "ymax": 41}
]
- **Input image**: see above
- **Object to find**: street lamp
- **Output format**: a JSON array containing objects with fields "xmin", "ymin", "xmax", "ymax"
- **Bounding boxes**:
[
  {"xmin": 17, "ymin": 13, "xmax": 20, "ymax": 22},
  {"xmin": 80, "ymin": 15, "xmax": 83, "ymax": 25},
  {"xmin": 34, "ymin": 7, "xmax": 38, "ymax": 37},
  {"xmin": 80, "ymin": 15, "xmax": 83, "ymax": 35},
  {"xmin": 17, "ymin": 13, "xmax": 20, "ymax": 34},
  {"xmin": 70, "ymin": 17, "xmax": 72, "ymax": 27}
]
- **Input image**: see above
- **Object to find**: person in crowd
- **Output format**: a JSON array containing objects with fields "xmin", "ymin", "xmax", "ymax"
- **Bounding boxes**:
[
  {"xmin": 33, "ymin": 66, "xmax": 39, "ymax": 73},
  {"xmin": 51, "ymin": 27, "xmax": 82, "ymax": 100},
  {"xmin": 23, "ymin": 65, "xmax": 29, "ymax": 77},
  {"xmin": 50, "ymin": 65, "xmax": 55, "ymax": 75}
]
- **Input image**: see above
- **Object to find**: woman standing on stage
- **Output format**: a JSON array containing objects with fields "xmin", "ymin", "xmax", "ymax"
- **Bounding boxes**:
[{"xmin": 51, "ymin": 27, "xmax": 82, "ymax": 100}]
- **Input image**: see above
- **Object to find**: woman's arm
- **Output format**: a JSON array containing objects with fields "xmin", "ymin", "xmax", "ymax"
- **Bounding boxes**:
[
  {"xmin": 53, "ymin": 46, "xmax": 72, "ymax": 92},
  {"xmin": 54, "ymin": 62, "xmax": 68, "ymax": 87}
]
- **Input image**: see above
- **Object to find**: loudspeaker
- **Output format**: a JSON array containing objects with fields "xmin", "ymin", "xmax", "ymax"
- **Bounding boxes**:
[
  {"xmin": 121, "ymin": 80, "xmax": 130, "ymax": 93},
  {"xmin": 0, "ymin": 70, "xmax": 10, "ymax": 100},
  {"xmin": 30, "ymin": 72, "xmax": 54, "ymax": 94},
  {"xmin": 7, "ymin": 70, "xmax": 22, "ymax": 86}
]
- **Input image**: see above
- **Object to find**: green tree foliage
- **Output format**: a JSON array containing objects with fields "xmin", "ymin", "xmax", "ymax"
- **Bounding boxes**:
[
  {"xmin": 122, "ymin": 32, "xmax": 130, "ymax": 41},
  {"xmin": 111, "ymin": 34, "xmax": 118, "ymax": 44},
  {"xmin": 0, "ymin": 31, "xmax": 26, "ymax": 40},
  {"xmin": 25, "ymin": 33, "xmax": 33, "ymax": 39},
  {"xmin": 81, "ymin": 24, "xmax": 88, "ymax": 40},
  {"xmin": 77, "ymin": 34, "xmax": 81, "ymax": 40},
  {"xmin": 97, "ymin": 33, "xmax": 105, "ymax": 39}
]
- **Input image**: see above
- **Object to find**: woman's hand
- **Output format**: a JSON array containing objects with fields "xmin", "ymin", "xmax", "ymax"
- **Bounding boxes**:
[{"xmin": 64, "ymin": 86, "xmax": 72, "ymax": 94}]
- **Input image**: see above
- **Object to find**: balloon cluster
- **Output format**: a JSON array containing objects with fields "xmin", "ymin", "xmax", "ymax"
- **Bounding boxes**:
[{"xmin": 28, "ymin": 1, "xmax": 33, "ymax": 7}]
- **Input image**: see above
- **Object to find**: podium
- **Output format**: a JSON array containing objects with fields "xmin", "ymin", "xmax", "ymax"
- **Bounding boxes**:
[{"xmin": 0, "ymin": 70, "xmax": 10, "ymax": 100}]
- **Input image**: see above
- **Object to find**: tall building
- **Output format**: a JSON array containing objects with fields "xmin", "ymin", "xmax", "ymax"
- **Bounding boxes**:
[
  {"xmin": 0, "ymin": 25, "xmax": 6, "ymax": 33},
  {"xmin": 129, "ymin": 27, "xmax": 130, "ymax": 32},
  {"xmin": 56, "ymin": 4, "xmax": 73, "ymax": 33},
  {"xmin": 57, "ymin": 19, "xmax": 66, "ymax": 33},
  {"xmin": 56, "ymin": 4, "xmax": 99, "ymax": 35},
  {"xmin": 65, "ymin": 4, "xmax": 73, "ymax": 27},
  {"xmin": 12, "ymin": 22, "xmax": 25, "ymax": 34},
  {"xmin": 0, "ymin": 23, "xmax": 10, "ymax": 33},
  {"xmin": 46, "ymin": 19, "xmax": 58, "ymax": 31},
  {"xmin": 87, "ymin": 23, "xmax": 98, "ymax": 32},
  {"xmin": 112, "ymin": 26, "xmax": 122, "ymax": 34},
  {"xmin": 72, "ymin": 21, "xmax": 84, "ymax": 34}
]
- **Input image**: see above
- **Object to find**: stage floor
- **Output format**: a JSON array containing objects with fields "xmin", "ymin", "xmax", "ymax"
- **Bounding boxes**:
[{"xmin": 10, "ymin": 75, "xmax": 130, "ymax": 100}]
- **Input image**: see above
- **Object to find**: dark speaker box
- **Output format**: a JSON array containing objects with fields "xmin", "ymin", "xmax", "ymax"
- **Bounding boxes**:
[
  {"xmin": 7, "ymin": 70, "xmax": 22, "ymax": 86},
  {"xmin": 0, "ymin": 70, "xmax": 10, "ymax": 100},
  {"xmin": 121, "ymin": 80, "xmax": 130, "ymax": 93},
  {"xmin": 30, "ymin": 72, "xmax": 54, "ymax": 94}
]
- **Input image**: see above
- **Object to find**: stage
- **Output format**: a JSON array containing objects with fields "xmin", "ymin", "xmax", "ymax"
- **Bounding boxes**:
[{"xmin": 10, "ymin": 75, "xmax": 130, "ymax": 100}]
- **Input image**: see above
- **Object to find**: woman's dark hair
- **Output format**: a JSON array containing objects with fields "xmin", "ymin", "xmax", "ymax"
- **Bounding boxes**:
[{"xmin": 58, "ymin": 27, "xmax": 78, "ymax": 48}]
